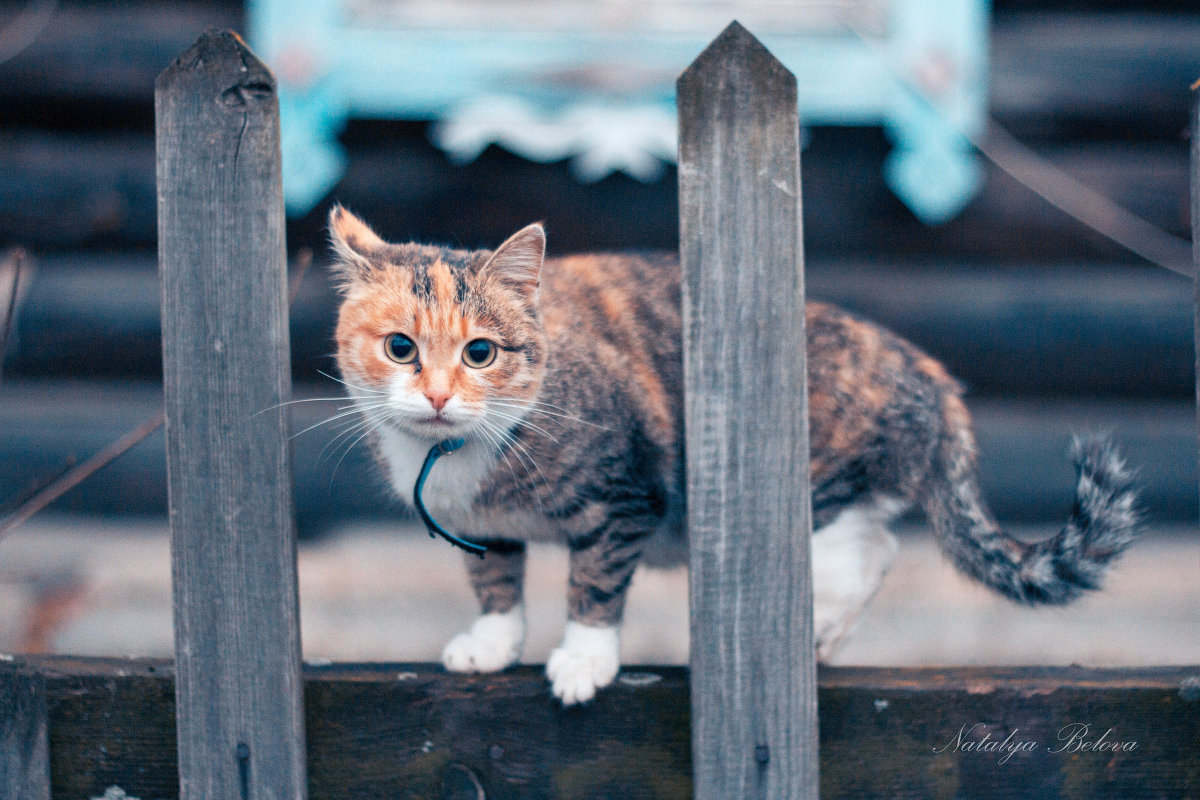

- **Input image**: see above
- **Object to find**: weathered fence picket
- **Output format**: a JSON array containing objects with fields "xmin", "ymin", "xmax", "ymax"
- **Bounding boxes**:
[
  {"xmin": 678, "ymin": 22, "xmax": 818, "ymax": 800},
  {"xmin": 7, "ymin": 657, "xmax": 1200, "ymax": 799},
  {"xmin": 0, "ymin": 666, "xmax": 50, "ymax": 800},
  {"xmin": 155, "ymin": 31, "xmax": 306, "ymax": 800}
]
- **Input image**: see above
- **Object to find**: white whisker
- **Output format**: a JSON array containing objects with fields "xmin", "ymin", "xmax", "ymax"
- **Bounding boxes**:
[
  {"xmin": 479, "ymin": 418, "xmax": 548, "ymax": 514},
  {"xmin": 330, "ymin": 412, "xmax": 393, "ymax": 485},
  {"xmin": 251, "ymin": 394, "xmax": 382, "ymax": 418},
  {"xmin": 317, "ymin": 413, "xmax": 381, "ymax": 465},
  {"xmin": 478, "ymin": 418, "xmax": 538, "ymax": 481},
  {"xmin": 471, "ymin": 421, "xmax": 525, "ymax": 498},
  {"xmin": 487, "ymin": 399, "xmax": 609, "ymax": 430},
  {"xmin": 289, "ymin": 401, "xmax": 393, "ymax": 440},
  {"xmin": 480, "ymin": 417, "xmax": 549, "ymax": 495},
  {"xmin": 317, "ymin": 369, "xmax": 388, "ymax": 396},
  {"xmin": 483, "ymin": 409, "xmax": 559, "ymax": 442}
]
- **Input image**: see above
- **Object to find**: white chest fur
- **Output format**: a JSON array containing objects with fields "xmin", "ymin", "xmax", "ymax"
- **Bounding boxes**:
[
  {"xmin": 375, "ymin": 425, "xmax": 497, "ymax": 512},
  {"xmin": 373, "ymin": 424, "xmax": 560, "ymax": 540}
]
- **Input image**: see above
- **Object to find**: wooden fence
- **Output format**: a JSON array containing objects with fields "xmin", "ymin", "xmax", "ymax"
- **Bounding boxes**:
[
  {"xmin": 0, "ymin": 23, "xmax": 1198, "ymax": 800},
  {"xmin": 155, "ymin": 30, "xmax": 307, "ymax": 800}
]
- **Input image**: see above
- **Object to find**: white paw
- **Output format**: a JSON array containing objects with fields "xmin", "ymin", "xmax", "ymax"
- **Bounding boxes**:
[
  {"xmin": 442, "ymin": 606, "xmax": 525, "ymax": 673},
  {"xmin": 546, "ymin": 622, "xmax": 620, "ymax": 705}
]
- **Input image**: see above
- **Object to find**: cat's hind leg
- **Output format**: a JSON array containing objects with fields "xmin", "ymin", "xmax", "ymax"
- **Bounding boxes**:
[
  {"xmin": 442, "ymin": 540, "xmax": 527, "ymax": 673},
  {"xmin": 811, "ymin": 498, "xmax": 903, "ymax": 661}
]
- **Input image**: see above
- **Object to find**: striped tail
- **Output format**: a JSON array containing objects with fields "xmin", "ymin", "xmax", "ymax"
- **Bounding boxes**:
[{"xmin": 924, "ymin": 405, "xmax": 1141, "ymax": 605}]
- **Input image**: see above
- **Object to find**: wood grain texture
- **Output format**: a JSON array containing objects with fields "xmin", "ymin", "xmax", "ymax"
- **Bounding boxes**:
[
  {"xmin": 678, "ymin": 22, "xmax": 816, "ymax": 800},
  {"xmin": 0, "ymin": 666, "xmax": 50, "ymax": 800},
  {"xmin": 155, "ymin": 30, "xmax": 306, "ymax": 800},
  {"xmin": 13, "ymin": 657, "xmax": 1200, "ymax": 800}
]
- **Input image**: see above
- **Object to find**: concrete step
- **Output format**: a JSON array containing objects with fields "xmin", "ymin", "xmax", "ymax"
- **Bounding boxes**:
[{"xmin": 0, "ymin": 518, "xmax": 1194, "ymax": 667}]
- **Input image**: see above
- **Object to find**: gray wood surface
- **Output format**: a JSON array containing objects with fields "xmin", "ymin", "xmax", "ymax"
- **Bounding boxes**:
[
  {"xmin": 0, "ymin": 666, "xmax": 50, "ymax": 800},
  {"xmin": 678, "ymin": 22, "xmax": 817, "ymax": 800},
  {"xmin": 155, "ymin": 30, "xmax": 307, "ymax": 800},
  {"xmin": 21, "ymin": 656, "xmax": 1200, "ymax": 800}
]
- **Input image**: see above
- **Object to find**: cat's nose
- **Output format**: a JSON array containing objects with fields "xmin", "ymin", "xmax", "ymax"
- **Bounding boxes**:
[{"xmin": 426, "ymin": 390, "xmax": 452, "ymax": 412}]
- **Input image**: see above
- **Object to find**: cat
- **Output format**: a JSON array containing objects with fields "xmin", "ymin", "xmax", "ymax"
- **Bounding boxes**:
[{"xmin": 328, "ymin": 206, "xmax": 1140, "ymax": 705}]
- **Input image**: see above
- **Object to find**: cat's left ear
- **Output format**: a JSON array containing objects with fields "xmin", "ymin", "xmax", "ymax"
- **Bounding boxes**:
[
  {"xmin": 328, "ymin": 204, "xmax": 386, "ymax": 285},
  {"xmin": 478, "ymin": 223, "xmax": 545, "ymax": 304}
]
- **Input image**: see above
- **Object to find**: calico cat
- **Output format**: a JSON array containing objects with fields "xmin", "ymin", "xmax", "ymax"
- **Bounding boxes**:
[{"xmin": 329, "ymin": 207, "xmax": 1140, "ymax": 705}]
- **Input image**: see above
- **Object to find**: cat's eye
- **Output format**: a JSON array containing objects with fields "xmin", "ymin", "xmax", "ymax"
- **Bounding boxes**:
[
  {"xmin": 385, "ymin": 333, "xmax": 417, "ymax": 364},
  {"xmin": 462, "ymin": 339, "xmax": 497, "ymax": 368}
]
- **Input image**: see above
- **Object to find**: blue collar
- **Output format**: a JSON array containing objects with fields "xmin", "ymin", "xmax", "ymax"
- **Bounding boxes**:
[{"xmin": 413, "ymin": 438, "xmax": 488, "ymax": 558}]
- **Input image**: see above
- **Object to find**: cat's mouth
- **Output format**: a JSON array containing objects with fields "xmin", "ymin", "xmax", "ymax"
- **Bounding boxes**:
[
  {"xmin": 382, "ymin": 400, "xmax": 482, "ymax": 438},
  {"xmin": 405, "ymin": 411, "xmax": 472, "ymax": 437}
]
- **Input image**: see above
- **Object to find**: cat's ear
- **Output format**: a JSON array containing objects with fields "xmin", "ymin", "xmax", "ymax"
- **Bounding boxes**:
[
  {"xmin": 328, "ymin": 204, "xmax": 385, "ymax": 284},
  {"xmin": 477, "ymin": 223, "xmax": 545, "ymax": 304}
]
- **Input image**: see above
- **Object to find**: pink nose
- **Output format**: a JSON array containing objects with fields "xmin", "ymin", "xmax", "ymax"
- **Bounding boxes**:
[{"xmin": 426, "ymin": 391, "xmax": 452, "ymax": 412}]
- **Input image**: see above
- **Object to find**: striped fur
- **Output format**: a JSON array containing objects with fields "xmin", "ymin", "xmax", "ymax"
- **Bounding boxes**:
[{"xmin": 330, "ymin": 210, "xmax": 1142, "ymax": 695}]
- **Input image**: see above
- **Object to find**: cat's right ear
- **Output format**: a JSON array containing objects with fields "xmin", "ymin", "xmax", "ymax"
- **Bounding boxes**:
[
  {"xmin": 328, "ymin": 204, "xmax": 385, "ymax": 285},
  {"xmin": 477, "ymin": 223, "xmax": 545, "ymax": 304}
]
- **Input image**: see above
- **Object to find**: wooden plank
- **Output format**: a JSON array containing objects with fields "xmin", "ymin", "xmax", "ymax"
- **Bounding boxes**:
[
  {"xmin": 155, "ymin": 30, "xmax": 306, "ymax": 800},
  {"xmin": 4, "ymin": 252, "xmax": 1199, "ymax": 400},
  {"xmin": 14, "ymin": 657, "xmax": 1200, "ymax": 800},
  {"xmin": 990, "ymin": 12, "xmax": 1200, "ymax": 140},
  {"xmin": 0, "ymin": 3, "xmax": 240, "ymax": 105},
  {"xmin": 677, "ymin": 22, "xmax": 816, "ymax": 800},
  {"xmin": 0, "ymin": 664, "xmax": 50, "ymax": 800},
  {"xmin": 2, "ymin": 381, "xmax": 1197, "ymax": 527},
  {"xmin": 1192, "ymin": 82, "xmax": 1200, "ymax": 519},
  {"xmin": 0, "ymin": 124, "xmax": 1188, "ymax": 257}
]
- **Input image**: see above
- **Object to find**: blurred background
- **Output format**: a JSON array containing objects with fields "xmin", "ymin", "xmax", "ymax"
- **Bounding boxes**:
[{"xmin": 0, "ymin": 0, "xmax": 1196, "ymax": 666}]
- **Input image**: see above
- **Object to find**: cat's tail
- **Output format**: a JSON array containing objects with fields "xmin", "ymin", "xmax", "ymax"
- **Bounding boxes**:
[{"xmin": 923, "ymin": 397, "xmax": 1141, "ymax": 605}]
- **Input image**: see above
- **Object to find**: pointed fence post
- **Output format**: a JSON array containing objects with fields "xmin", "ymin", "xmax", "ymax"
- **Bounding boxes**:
[
  {"xmin": 678, "ymin": 22, "xmax": 818, "ymax": 800},
  {"xmin": 156, "ymin": 31, "xmax": 307, "ymax": 800}
]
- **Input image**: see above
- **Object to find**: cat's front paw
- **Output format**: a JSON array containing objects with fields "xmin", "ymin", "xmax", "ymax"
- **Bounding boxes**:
[
  {"xmin": 546, "ymin": 621, "xmax": 620, "ymax": 705},
  {"xmin": 442, "ymin": 606, "xmax": 525, "ymax": 673}
]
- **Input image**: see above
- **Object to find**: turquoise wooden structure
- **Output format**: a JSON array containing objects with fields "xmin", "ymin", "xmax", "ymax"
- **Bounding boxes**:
[{"xmin": 248, "ymin": 0, "xmax": 990, "ymax": 224}]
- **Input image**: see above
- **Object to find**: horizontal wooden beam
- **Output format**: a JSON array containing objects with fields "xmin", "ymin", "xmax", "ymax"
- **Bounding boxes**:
[
  {"xmin": 0, "ymin": 125, "xmax": 1188, "ymax": 256},
  {"xmin": 4, "ymin": 251, "xmax": 1194, "ymax": 399},
  {"xmin": 12, "ymin": 656, "xmax": 1200, "ymax": 800},
  {"xmin": 0, "ymin": 381, "xmax": 1196, "ymax": 526}
]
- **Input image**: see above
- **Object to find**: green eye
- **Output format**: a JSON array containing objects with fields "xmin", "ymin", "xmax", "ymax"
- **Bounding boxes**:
[
  {"xmin": 385, "ymin": 333, "xmax": 417, "ymax": 364},
  {"xmin": 462, "ymin": 339, "xmax": 497, "ymax": 368}
]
